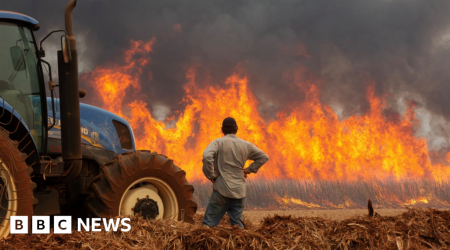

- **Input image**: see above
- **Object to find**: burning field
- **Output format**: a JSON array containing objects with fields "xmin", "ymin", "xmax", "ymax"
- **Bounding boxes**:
[
  {"xmin": 193, "ymin": 179, "xmax": 450, "ymax": 210},
  {"xmin": 1, "ymin": 208, "xmax": 450, "ymax": 249},
  {"xmin": 83, "ymin": 40, "xmax": 450, "ymax": 181},
  {"xmin": 78, "ymin": 39, "xmax": 450, "ymax": 209}
]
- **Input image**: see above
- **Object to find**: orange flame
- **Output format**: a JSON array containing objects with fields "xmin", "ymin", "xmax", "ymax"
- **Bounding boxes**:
[
  {"xmin": 279, "ymin": 197, "xmax": 322, "ymax": 208},
  {"xmin": 404, "ymin": 197, "xmax": 429, "ymax": 206},
  {"xmin": 83, "ymin": 40, "xmax": 450, "ymax": 182}
]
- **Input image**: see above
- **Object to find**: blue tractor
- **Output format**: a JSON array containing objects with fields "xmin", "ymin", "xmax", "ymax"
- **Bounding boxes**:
[{"xmin": 0, "ymin": 0, "xmax": 197, "ymax": 237}]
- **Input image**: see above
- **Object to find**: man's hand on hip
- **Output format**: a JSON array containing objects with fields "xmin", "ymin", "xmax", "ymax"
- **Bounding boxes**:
[
  {"xmin": 210, "ymin": 174, "xmax": 219, "ymax": 183},
  {"xmin": 243, "ymin": 169, "xmax": 250, "ymax": 178}
]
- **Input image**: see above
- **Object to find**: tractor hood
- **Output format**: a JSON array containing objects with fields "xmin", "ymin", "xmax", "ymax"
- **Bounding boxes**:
[{"xmin": 46, "ymin": 98, "xmax": 136, "ymax": 155}]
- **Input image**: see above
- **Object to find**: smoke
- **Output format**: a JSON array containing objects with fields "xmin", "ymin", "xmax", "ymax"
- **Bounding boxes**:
[{"xmin": 3, "ymin": 0, "xmax": 450, "ymax": 148}]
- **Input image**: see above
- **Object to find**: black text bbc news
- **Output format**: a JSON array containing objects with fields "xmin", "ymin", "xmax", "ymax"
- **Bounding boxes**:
[{"xmin": 10, "ymin": 216, "xmax": 131, "ymax": 234}]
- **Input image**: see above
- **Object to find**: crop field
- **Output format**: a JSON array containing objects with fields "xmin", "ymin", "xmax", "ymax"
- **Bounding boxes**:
[
  {"xmin": 1, "ymin": 208, "xmax": 449, "ymax": 249},
  {"xmin": 193, "ymin": 179, "xmax": 450, "ymax": 209}
]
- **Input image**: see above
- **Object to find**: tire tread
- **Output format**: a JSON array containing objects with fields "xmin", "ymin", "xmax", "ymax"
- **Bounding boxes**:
[{"xmin": 85, "ymin": 151, "xmax": 197, "ymax": 224}]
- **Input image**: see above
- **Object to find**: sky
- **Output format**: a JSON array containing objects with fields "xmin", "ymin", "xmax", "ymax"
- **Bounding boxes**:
[{"xmin": 2, "ymin": 0, "xmax": 450, "ymax": 152}]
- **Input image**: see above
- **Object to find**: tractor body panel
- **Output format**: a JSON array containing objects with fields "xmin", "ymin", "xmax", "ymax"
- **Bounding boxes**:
[{"xmin": 46, "ymin": 97, "xmax": 135, "ymax": 155}]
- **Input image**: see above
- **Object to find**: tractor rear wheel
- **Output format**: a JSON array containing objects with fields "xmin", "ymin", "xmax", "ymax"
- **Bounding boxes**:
[
  {"xmin": 85, "ymin": 151, "xmax": 197, "ymax": 223},
  {"xmin": 0, "ymin": 127, "xmax": 37, "ymax": 238}
]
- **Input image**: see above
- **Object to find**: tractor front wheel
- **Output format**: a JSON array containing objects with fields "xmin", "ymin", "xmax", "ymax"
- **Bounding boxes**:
[
  {"xmin": 85, "ymin": 151, "xmax": 197, "ymax": 223},
  {"xmin": 0, "ymin": 128, "xmax": 37, "ymax": 239}
]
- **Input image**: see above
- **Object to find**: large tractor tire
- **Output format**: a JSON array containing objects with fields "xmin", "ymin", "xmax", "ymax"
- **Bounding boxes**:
[
  {"xmin": 85, "ymin": 151, "xmax": 197, "ymax": 224},
  {"xmin": 0, "ymin": 127, "xmax": 37, "ymax": 238}
]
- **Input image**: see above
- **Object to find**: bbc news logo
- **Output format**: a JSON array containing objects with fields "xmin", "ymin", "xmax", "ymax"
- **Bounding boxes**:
[{"xmin": 10, "ymin": 216, "xmax": 131, "ymax": 234}]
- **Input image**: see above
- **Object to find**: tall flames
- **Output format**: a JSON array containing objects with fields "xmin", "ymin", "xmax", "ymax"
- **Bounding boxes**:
[{"xmin": 83, "ymin": 40, "xmax": 450, "ymax": 182}]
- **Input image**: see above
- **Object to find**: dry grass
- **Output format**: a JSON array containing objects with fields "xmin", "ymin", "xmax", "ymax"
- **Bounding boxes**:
[
  {"xmin": 1, "ymin": 208, "xmax": 450, "ymax": 249},
  {"xmin": 241, "ymin": 208, "xmax": 408, "ymax": 224},
  {"xmin": 193, "ymin": 179, "xmax": 450, "ymax": 209}
]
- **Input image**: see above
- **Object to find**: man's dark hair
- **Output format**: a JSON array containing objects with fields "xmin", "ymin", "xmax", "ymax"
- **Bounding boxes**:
[
  {"xmin": 222, "ymin": 117, "xmax": 238, "ymax": 135},
  {"xmin": 222, "ymin": 126, "xmax": 238, "ymax": 135}
]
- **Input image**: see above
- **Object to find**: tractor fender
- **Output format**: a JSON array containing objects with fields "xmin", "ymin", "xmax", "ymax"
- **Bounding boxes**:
[
  {"xmin": 0, "ymin": 98, "xmax": 40, "ymax": 166},
  {"xmin": 81, "ymin": 144, "xmax": 117, "ymax": 168}
]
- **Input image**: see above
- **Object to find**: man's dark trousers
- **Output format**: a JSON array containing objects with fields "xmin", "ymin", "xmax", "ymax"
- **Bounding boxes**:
[{"xmin": 202, "ymin": 190, "xmax": 245, "ymax": 228}]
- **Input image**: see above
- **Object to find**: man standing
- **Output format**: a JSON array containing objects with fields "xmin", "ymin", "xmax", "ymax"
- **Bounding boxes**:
[{"xmin": 202, "ymin": 117, "xmax": 269, "ymax": 228}]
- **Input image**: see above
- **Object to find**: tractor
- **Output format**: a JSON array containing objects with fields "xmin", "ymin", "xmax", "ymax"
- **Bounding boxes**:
[{"xmin": 0, "ymin": 0, "xmax": 197, "ymax": 238}]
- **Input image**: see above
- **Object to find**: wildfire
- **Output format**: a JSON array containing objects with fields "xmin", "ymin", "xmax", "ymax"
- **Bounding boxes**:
[
  {"xmin": 83, "ymin": 40, "xmax": 450, "ymax": 182},
  {"xmin": 404, "ymin": 197, "xmax": 429, "ymax": 206},
  {"xmin": 279, "ymin": 197, "xmax": 321, "ymax": 208}
]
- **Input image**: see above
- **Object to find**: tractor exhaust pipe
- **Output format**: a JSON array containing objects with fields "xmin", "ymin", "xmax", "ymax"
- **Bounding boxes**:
[
  {"xmin": 65, "ymin": 0, "xmax": 77, "ymax": 50},
  {"xmin": 58, "ymin": 0, "xmax": 82, "ymax": 183}
]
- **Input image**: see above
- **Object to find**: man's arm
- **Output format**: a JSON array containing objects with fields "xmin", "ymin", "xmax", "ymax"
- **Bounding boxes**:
[
  {"xmin": 244, "ymin": 143, "xmax": 269, "ymax": 174},
  {"xmin": 202, "ymin": 140, "xmax": 219, "ymax": 181}
]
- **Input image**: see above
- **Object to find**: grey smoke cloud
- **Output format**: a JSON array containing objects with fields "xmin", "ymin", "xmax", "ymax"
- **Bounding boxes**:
[{"xmin": 2, "ymin": 0, "xmax": 450, "ymax": 150}]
